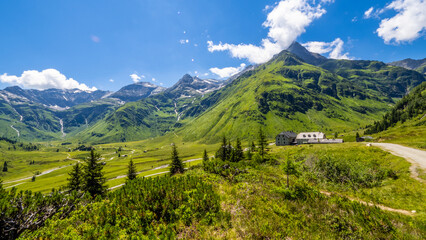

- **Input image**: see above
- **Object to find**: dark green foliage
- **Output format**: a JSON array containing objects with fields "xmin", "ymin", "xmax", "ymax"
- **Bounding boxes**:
[
  {"xmin": 127, "ymin": 159, "xmax": 137, "ymax": 181},
  {"xmin": 366, "ymin": 82, "xmax": 426, "ymax": 134},
  {"xmin": 25, "ymin": 176, "xmax": 222, "ymax": 239},
  {"xmin": 258, "ymin": 129, "xmax": 268, "ymax": 160},
  {"xmin": 169, "ymin": 144, "xmax": 184, "ymax": 175},
  {"xmin": 0, "ymin": 188, "xmax": 88, "ymax": 239},
  {"xmin": 274, "ymin": 179, "xmax": 319, "ymax": 201},
  {"xmin": 2, "ymin": 161, "xmax": 7, "ymax": 172},
  {"xmin": 73, "ymin": 145, "xmax": 93, "ymax": 151},
  {"xmin": 83, "ymin": 149, "xmax": 107, "ymax": 197},
  {"xmin": 246, "ymin": 148, "xmax": 252, "ymax": 160},
  {"xmin": 203, "ymin": 158, "xmax": 247, "ymax": 181},
  {"xmin": 215, "ymin": 137, "xmax": 244, "ymax": 162},
  {"xmin": 67, "ymin": 163, "xmax": 83, "ymax": 191},
  {"xmin": 355, "ymin": 132, "xmax": 360, "ymax": 139},
  {"xmin": 233, "ymin": 138, "xmax": 244, "ymax": 162},
  {"xmin": 308, "ymin": 155, "xmax": 394, "ymax": 189},
  {"xmin": 202, "ymin": 149, "xmax": 209, "ymax": 169},
  {"xmin": 283, "ymin": 155, "xmax": 300, "ymax": 187},
  {"xmin": 216, "ymin": 136, "xmax": 231, "ymax": 161},
  {"xmin": 31, "ymin": 175, "xmax": 36, "ymax": 182}
]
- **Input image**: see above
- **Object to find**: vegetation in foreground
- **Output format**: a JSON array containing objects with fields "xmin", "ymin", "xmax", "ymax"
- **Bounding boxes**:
[
  {"xmin": 1, "ymin": 128, "xmax": 425, "ymax": 239},
  {"xmin": 0, "ymin": 139, "xmax": 422, "ymax": 239}
]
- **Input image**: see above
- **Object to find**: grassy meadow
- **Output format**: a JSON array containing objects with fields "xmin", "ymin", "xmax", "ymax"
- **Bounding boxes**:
[{"xmin": 13, "ymin": 140, "xmax": 426, "ymax": 239}]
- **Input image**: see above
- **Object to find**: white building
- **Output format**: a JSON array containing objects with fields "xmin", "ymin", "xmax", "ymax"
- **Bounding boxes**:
[{"xmin": 296, "ymin": 132, "xmax": 326, "ymax": 144}]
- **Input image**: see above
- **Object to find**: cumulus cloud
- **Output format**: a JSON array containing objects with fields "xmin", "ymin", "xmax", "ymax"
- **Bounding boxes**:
[
  {"xmin": 130, "ymin": 74, "xmax": 141, "ymax": 83},
  {"xmin": 151, "ymin": 78, "xmax": 156, "ymax": 82},
  {"xmin": 376, "ymin": 0, "xmax": 426, "ymax": 44},
  {"xmin": 364, "ymin": 7, "xmax": 374, "ymax": 18},
  {"xmin": 179, "ymin": 39, "xmax": 189, "ymax": 44},
  {"xmin": 0, "ymin": 69, "xmax": 96, "ymax": 91},
  {"xmin": 210, "ymin": 63, "xmax": 247, "ymax": 78},
  {"xmin": 109, "ymin": 79, "xmax": 114, "ymax": 82},
  {"xmin": 207, "ymin": 0, "xmax": 330, "ymax": 64},
  {"xmin": 302, "ymin": 38, "xmax": 351, "ymax": 59}
]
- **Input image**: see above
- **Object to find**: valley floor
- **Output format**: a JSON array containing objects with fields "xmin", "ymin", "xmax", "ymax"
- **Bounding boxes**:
[{"xmin": 1, "ymin": 138, "xmax": 425, "ymax": 239}]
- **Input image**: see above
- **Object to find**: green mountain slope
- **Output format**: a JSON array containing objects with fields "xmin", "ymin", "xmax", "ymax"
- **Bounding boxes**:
[
  {"xmin": 364, "ymin": 82, "xmax": 426, "ymax": 148},
  {"xmin": 74, "ymin": 75, "xmax": 218, "ymax": 143},
  {"xmin": 0, "ymin": 97, "xmax": 122, "ymax": 141},
  {"xmin": 178, "ymin": 52, "xmax": 425, "ymax": 142}
]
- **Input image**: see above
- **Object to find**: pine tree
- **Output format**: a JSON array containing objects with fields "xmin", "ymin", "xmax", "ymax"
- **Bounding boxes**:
[
  {"xmin": 356, "ymin": 132, "xmax": 360, "ymax": 140},
  {"xmin": 234, "ymin": 138, "xmax": 244, "ymax": 162},
  {"xmin": 258, "ymin": 128, "xmax": 268, "ymax": 160},
  {"xmin": 216, "ymin": 136, "xmax": 228, "ymax": 161},
  {"xmin": 251, "ymin": 141, "xmax": 256, "ymax": 152},
  {"xmin": 67, "ymin": 163, "xmax": 83, "ymax": 191},
  {"xmin": 283, "ymin": 155, "xmax": 299, "ymax": 188},
  {"xmin": 246, "ymin": 148, "xmax": 252, "ymax": 160},
  {"xmin": 170, "ymin": 144, "xmax": 185, "ymax": 175},
  {"xmin": 83, "ymin": 149, "xmax": 107, "ymax": 197},
  {"xmin": 127, "ymin": 159, "xmax": 137, "ymax": 181},
  {"xmin": 2, "ymin": 161, "xmax": 7, "ymax": 172},
  {"xmin": 202, "ymin": 149, "xmax": 209, "ymax": 168}
]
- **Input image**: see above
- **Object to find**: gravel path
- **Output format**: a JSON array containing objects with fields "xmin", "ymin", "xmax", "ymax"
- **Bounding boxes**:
[{"xmin": 371, "ymin": 143, "xmax": 426, "ymax": 183}]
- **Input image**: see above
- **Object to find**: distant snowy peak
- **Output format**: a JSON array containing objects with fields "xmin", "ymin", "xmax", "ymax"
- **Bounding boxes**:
[
  {"xmin": 109, "ymin": 82, "xmax": 166, "ymax": 102},
  {"xmin": 166, "ymin": 74, "xmax": 225, "ymax": 98},
  {"xmin": 0, "ymin": 86, "xmax": 110, "ymax": 108}
]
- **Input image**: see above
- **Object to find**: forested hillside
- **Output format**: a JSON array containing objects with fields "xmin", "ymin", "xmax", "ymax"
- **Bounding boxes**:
[{"xmin": 366, "ymin": 82, "xmax": 426, "ymax": 134}]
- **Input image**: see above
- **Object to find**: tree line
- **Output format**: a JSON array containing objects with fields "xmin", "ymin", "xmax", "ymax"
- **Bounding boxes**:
[{"xmin": 365, "ymin": 82, "xmax": 426, "ymax": 134}]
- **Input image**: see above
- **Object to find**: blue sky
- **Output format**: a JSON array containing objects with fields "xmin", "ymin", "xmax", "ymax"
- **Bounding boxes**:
[{"xmin": 0, "ymin": 0, "xmax": 425, "ymax": 91}]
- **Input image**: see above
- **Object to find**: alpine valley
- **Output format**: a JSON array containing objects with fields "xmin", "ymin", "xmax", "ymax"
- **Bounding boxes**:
[{"xmin": 1, "ymin": 43, "xmax": 424, "ymax": 143}]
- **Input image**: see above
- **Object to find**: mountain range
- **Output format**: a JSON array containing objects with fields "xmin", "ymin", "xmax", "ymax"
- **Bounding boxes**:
[
  {"xmin": 389, "ymin": 58, "xmax": 426, "ymax": 74},
  {"xmin": 0, "ymin": 42, "xmax": 424, "ymax": 143}
]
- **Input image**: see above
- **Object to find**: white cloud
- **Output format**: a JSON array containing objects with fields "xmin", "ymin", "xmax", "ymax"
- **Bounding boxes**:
[
  {"xmin": 130, "ymin": 74, "xmax": 141, "ymax": 83},
  {"xmin": 0, "ymin": 69, "xmax": 97, "ymax": 91},
  {"xmin": 210, "ymin": 63, "xmax": 247, "ymax": 78},
  {"xmin": 376, "ymin": 0, "xmax": 426, "ymax": 44},
  {"xmin": 152, "ymin": 78, "xmax": 156, "ymax": 82},
  {"xmin": 207, "ymin": 0, "xmax": 329, "ymax": 64},
  {"xmin": 302, "ymin": 38, "xmax": 351, "ymax": 59},
  {"xmin": 179, "ymin": 39, "xmax": 189, "ymax": 44},
  {"xmin": 364, "ymin": 7, "xmax": 374, "ymax": 19},
  {"xmin": 191, "ymin": 58, "xmax": 194, "ymax": 62},
  {"xmin": 109, "ymin": 79, "xmax": 114, "ymax": 82}
]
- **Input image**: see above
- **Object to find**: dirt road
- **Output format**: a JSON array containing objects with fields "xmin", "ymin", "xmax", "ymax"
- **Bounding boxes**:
[{"xmin": 371, "ymin": 143, "xmax": 426, "ymax": 182}]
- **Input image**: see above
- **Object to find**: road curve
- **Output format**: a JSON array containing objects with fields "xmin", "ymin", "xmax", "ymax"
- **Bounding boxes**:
[
  {"xmin": 371, "ymin": 143, "xmax": 426, "ymax": 183},
  {"xmin": 371, "ymin": 143, "xmax": 426, "ymax": 169}
]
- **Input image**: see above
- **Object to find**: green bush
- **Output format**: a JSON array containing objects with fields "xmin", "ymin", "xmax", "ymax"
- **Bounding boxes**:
[
  {"xmin": 23, "ymin": 175, "xmax": 222, "ymax": 239},
  {"xmin": 309, "ymin": 155, "xmax": 396, "ymax": 189}
]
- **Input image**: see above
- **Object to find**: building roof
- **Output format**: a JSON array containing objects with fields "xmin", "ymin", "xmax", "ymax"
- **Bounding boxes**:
[
  {"xmin": 296, "ymin": 132, "xmax": 325, "ymax": 139},
  {"xmin": 276, "ymin": 131, "xmax": 297, "ymax": 138}
]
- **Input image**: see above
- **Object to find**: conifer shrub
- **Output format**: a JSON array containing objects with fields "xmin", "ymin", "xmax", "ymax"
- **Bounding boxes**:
[
  {"xmin": 0, "ymin": 188, "xmax": 89, "ymax": 239},
  {"xmin": 23, "ymin": 175, "xmax": 222, "ymax": 239}
]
